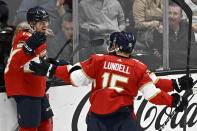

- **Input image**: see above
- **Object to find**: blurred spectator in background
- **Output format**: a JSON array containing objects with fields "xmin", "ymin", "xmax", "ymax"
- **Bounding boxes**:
[
  {"xmin": 132, "ymin": 0, "xmax": 163, "ymax": 70},
  {"xmin": 56, "ymin": 0, "xmax": 72, "ymax": 17},
  {"xmin": 0, "ymin": 1, "xmax": 15, "ymax": 87},
  {"xmin": 133, "ymin": 0, "xmax": 163, "ymax": 47},
  {"xmin": 117, "ymin": 0, "xmax": 135, "ymax": 32},
  {"xmin": 47, "ymin": 13, "xmax": 73, "ymax": 62},
  {"xmin": 185, "ymin": 0, "xmax": 197, "ymax": 42},
  {"xmin": 13, "ymin": 0, "xmax": 72, "ymax": 60},
  {"xmin": 155, "ymin": 2, "xmax": 197, "ymax": 69},
  {"xmin": 78, "ymin": 0, "xmax": 126, "ymax": 61}
]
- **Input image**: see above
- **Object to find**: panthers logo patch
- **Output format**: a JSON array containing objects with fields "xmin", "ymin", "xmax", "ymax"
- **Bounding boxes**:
[
  {"xmin": 39, "ymin": 49, "xmax": 47, "ymax": 57},
  {"xmin": 16, "ymin": 40, "xmax": 25, "ymax": 48}
]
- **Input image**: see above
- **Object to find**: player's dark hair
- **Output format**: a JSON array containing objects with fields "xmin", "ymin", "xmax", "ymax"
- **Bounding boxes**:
[{"xmin": 169, "ymin": 1, "xmax": 182, "ymax": 15}]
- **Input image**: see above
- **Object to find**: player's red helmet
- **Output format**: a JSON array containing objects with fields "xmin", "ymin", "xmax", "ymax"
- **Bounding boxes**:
[{"xmin": 108, "ymin": 31, "xmax": 136, "ymax": 53}]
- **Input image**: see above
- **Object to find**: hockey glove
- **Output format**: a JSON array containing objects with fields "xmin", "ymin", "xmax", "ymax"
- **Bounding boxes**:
[
  {"xmin": 23, "ymin": 31, "xmax": 46, "ymax": 56},
  {"xmin": 171, "ymin": 93, "xmax": 188, "ymax": 112},
  {"xmin": 47, "ymin": 58, "xmax": 70, "ymax": 66},
  {"xmin": 172, "ymin": 75, "xmax": 193, "ymax": 93},
  {"xmin": 29, "ymin": 57, "xmax": 56, "ymax": 78}
]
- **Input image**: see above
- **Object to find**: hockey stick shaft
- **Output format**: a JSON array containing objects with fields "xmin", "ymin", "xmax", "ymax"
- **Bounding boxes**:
[
  {"xmin": 46, "ymin": 39, "xmax": 72, "ymax": 92},
  {"xmin": 158, "ymin": 86, "xmax": 197, "ymax": 131},
  {"xmin": 47, "ymin": 39, "xmax": 104, "ymax": 90},
  {"xmin": 68, "ymin": 39, "xmax": 104, "ymax": 61},
  {"xmin": 171, "ymin": 1, "xmax": 193, "ymax": 131},
  {"xmin": 54, "ymin": 39, "xmax": 72, "ymax": 60}
]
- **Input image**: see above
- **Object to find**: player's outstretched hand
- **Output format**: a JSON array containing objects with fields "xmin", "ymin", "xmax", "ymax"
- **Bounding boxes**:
[
  {"xmin": 172, "ymin": 75, "xmax": 193, "ymax": 92},
  {"xmin": 30, "ymin": 57, "xmax": 50, "ymax": 76},
  {"xmin": 47, "ymin": 58, "xmax": 70, "ymax": 66},
  {"xmin": 23, "ymin": 31, "xmax": 46, "ymax": 56},
  {"xmin": 171, "ymin": 93, "xmax": 188, "ymax": 112}
]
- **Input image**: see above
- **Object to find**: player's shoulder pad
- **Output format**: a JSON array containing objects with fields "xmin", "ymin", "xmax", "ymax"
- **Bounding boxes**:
[
  {"xmin": 92, "ymin": 54, "xmax": 106, "ymax": 60},
  {"xmin": 21, "ymin": 30, "xmax": 32, "ymax": 37},
  {"xmin": 93, "ymin": 54, "xmax": 105, "ymax": 57},
  {"xmin": 16, "ymin": 30, "xmax": 32, "ymax": 41},
  {"xmin": 132, "ymin": 58, "xmax": 148, "ymax": 72},
  {"xmin": 15, "ymin": 31, "xmax": 32, "ymax": 48},
  {"xmin": 86, "ymin": 54, "xmax": 104, "ymax": 62},
  {"xmin": 132, "ymin": 58, "xmax": 146, "ymax": 66}
]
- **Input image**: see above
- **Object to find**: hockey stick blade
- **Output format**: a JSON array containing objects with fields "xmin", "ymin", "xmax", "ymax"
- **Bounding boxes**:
[{"xmin": 89, "ymin": 39, "xmax": 104, "ymax": 47}]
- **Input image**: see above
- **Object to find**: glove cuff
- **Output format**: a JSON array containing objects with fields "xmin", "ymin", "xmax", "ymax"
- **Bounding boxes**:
[
  {"xmin": 23, "ymin": 43, "xmax": 35, "ymax": 56},
  {"xmin": 47, "ymin": 64, "xmax": 57, "ymax": 79},
  {"xmin": 172, "ymin": 79, "xmax": 181, "ymax": 93},
  {"xmin": 171, "ymin": 93, "xmax": 181, "ymax": 108}
]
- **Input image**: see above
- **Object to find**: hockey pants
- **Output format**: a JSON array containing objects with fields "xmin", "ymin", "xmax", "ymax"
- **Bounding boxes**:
[
  {"xmin": 87, "ymin": 105, "xmax": 140, "ymax": 131},
  {"xmin": 19, "ymin": 118, "xmax": 53, "ymax": 131}
]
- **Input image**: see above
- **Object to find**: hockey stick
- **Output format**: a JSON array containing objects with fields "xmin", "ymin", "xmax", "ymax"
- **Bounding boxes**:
[
  {"xmin": 171, "ymin": 0, "xmax": 193, "ymax": 77},
  {"xmin": 158, "ymin": 0, "xmax": 193, "ymax": 130},
  {"xmin": 68, "ymin": 39, "xmax": 104, "ymax": 61},
  {"xmin": 171, "ymin": 0, "xmax": 193, "ymax": 131},
  {"xmin": 54, "ymin": 39, "xmax": 72, "ymax": 59},
  {"xmin": 46, "ymin": 39, "xmax": 104, "ymax": 91},
  {"xmin": 45, "ymin": 39, "xmax": 72, "ymax": 92},
  {"xmin": 158, "ymin": 81, "xmax": 197, "ymax": 131}
]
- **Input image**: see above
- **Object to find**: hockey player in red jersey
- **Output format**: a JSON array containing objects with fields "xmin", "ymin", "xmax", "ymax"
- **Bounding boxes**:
[
  {"xmin": 4, "ymin": 7, "xmax": 53, "ymax": 131},
  {"xmin": 29, "ymin": 31, "xmax": 193, "ymax": 131}
]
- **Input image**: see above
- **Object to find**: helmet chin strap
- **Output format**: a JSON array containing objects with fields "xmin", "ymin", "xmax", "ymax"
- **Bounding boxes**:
[
  {"xmin": 115, "ymin": 48, "xmax": 119, "ymax": 52},
  {"xmin": 107, "ymin": 46, "xmax": 115, "ymax": 53},
  {"xmin": 107, "ymin": 45, "xmax": 120, "ymax": 52},
  {"xmin": 29, "ymin": 22, "xmax": 36, "ymax": 32}
]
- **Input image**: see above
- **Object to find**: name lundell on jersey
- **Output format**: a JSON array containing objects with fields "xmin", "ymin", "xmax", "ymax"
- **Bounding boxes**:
[{"xmin": 103, "ymin": 61, "xmax": 130, "ymax": 74}]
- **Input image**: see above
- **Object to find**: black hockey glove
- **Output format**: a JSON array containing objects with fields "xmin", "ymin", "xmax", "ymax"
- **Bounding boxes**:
[
  {"xmin": 171, "ymin": 93, "xmax": 188, "ymax": 112},
  {"xmin": 23, "ymin": 31, "xmax": 46, "ymax": 56},
  {"xmin": 47, "ymin": 58, "xmax": 70, "ymax": 66},
  {"xmin": 29, "ymin": 57, "xmax": 56, "ymax": 78},
  {"xmin": 172, "ymin": 75, "xmax": 193, "ymax": 93}
]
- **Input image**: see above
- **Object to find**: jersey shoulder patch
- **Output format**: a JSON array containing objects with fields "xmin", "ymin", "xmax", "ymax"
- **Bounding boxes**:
[
  {"xmin": 21, "ymin": 31, "xmax": 32, "ymax": 37},
  {"xmin": 16, "ymin": 40, "xmax": 25, "ymax": 48},
  {"xmin": 39, "ymin": 49, "xmax": 47, "ymax": 57},
  {"xmin": 95, "ymin": 54, "xmax": 104, "ymax": 56}
]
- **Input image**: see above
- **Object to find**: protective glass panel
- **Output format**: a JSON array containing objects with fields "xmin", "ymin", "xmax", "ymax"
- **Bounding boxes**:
[
  {"xmin": 132, "ymin": 0, "xmax": 164, "ymax": 71},
  {"xmin": 77, "ymin": 0, "xmax": 164, "ymax": 71},
  {"xmin": 168, "ymin": 0, "xmax": 197, "ymax": 70},
  {"xmin": 78, "ymin": 0, "xmax": 129, "ymax": 62},
  {"xmin": 1, "ymin": 0, "xmax": 73, "ymax": 87}
]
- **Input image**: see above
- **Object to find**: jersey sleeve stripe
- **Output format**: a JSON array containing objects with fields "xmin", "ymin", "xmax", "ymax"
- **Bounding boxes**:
[
  {"xmin": 67, "ymin": 65, "xmax": 73, "ymax": 72},
  {"xmin": 139, "ymin": 82, "xmax": 161, "ymax": 100},
  {"xmin": 148, "ymin": 90, "xmax": 161, "ymax": 100},
  {"xmin": 149, "ymin": 72, "xmax": 159, "ymax": 84}
]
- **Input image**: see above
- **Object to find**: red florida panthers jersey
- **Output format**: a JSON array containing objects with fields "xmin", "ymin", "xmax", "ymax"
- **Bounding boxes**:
[
  {"xmin": 4, "ymin": 30, "xmax": 47, "ymax": 97},
  {"xmin": 68, "ymin": 54, "xmax": 174, "ymax": 115}
]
